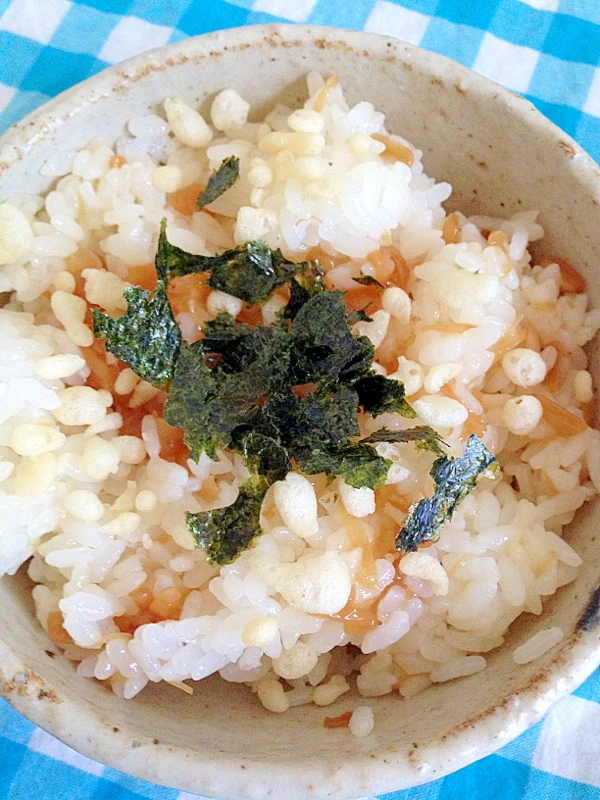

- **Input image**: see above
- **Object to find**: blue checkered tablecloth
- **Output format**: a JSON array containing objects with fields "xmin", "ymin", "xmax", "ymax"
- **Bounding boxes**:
[{"xmin": 1, "ymin": 1, "xmax": 600, "ymax": 798}]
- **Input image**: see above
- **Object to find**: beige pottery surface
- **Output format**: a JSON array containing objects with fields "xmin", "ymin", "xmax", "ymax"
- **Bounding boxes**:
[{"xmin": 0, "ymin": 23, "xmax": 599, "ymax": 800}]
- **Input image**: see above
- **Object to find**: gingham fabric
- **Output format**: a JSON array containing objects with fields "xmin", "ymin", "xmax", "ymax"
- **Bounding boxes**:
[{"xmin": 1, "ymin": 0, "xmax": 600, "ymax": 798}]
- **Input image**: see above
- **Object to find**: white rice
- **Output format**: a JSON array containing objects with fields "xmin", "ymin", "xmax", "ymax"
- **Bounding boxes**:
[
  {"xmin": 512, "ymin": 626, "xmax": 564, "ymax": 664},
  {"xmin": 348, "ymin": 705, "xmax": 375, "ymax": 738},
  {"xmin": 0, "ymin": 75, "xmax": 598, "ymax": 730}
]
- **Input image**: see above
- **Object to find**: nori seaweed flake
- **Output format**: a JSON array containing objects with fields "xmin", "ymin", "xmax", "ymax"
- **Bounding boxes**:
[
  {"xmin": 92, "ymin": 225, "xmax": 181, "ymax": 389},
  {"xmin": 186, "ymin": 473, "xmax": 270, "ymax": 565},
  {"xmin": 361, "ymin": 426, "xmax": 447, "ymax": 457},
  {"xmin": 196, "ymin": 156, "xmax": 240, "ymax": 211},
  {"xmin": 94, "ymin": 216, "xmax": 497, "ymax": 565},
  {"xmin": 396, "ymin": 435, "xmax": 499, "ymax": 552}
]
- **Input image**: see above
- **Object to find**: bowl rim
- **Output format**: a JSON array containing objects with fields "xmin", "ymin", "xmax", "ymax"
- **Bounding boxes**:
[
  {"xmin": 1, "ymin": 22, "xmax": 595, "ymax": 174},
  {"xmin": 1, "ymin": 22, "xmax": 600, "ymax": 800}
]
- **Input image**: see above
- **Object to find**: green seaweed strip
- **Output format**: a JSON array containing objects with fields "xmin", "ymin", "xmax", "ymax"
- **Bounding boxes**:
[{"xmin": 196, "ymin": 156, "xmax": 240, "ymax": 210}]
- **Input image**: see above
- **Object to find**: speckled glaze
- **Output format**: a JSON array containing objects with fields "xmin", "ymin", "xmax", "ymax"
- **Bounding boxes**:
[{"xmin": 0, "ymin": 25, "xmax": 599, "ymax": 800}]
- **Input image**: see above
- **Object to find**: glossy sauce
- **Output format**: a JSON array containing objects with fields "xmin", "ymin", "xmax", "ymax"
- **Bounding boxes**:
[{"xmin": 325, "ymin": 492, "xmax": 408, "ymax": 635}]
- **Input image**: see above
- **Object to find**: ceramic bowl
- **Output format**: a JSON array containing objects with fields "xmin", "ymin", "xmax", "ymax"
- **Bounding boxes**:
[{"xmin": 0, "ymin": 24, "xmax": 599, "ymax": 800}]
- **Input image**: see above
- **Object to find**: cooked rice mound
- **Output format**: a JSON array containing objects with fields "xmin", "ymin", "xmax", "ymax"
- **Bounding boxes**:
[{"xmin": 0, "ymin": 74, "xmax": 599, "ymax": 716}]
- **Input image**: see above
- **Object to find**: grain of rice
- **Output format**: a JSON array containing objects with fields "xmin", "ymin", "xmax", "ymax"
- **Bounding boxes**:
[
  {"xmin": 64, "ymin": 489, "xmax": 104, "ymax": 522},
  {"xmin": 397, "ymin": 674, "xmax": 431, "ymax": 698},
  {"xmin": 389, "ymin": 357, "xmax": 423, "ymax": 395},
  {"xmin": 164, "ymin": 98, "xmax": 213, "ymax": 149},
  {"xmin": 497, "ymin": 556, "xmax": 527, "ymax": 607},
  {"xmin": 10, "ymin": 423, "xmax": 66, "ymax": 457},
  {"xmin": 423, "ymin": 363, "xmax": 462, "ymax": 394},
  {"xmin": 50, "ymin": 290, "xmax": 94, "ymax": 347},
  {"xmin": 312, "ymin": 675, "xmax": 350, "ymax": 706},
  {"xmin": 242, "ymin": 617, "xmax": 279, "ymax": 648},
  {"xmin": 82, "ymin": 269, "xmax": 129, "ymax": 314},
  {"xmin": 13, "ymin": 452, "xmax": 58, "ymax": 495},
  {"xmin": 206, "ymin": 290, "xmax": 243, "ymax": 318},
  {"xmin": 512, "ymin": 626, "xmax": 564, "ymax": 664},
  {"xmin": 113, "ymin": 435, "xmax": 146, "ymax": 464},
  {"xmin": 128, "ymin": 381, "xmax": 161, "ymax": 409},
  {"xmin": 273, "ymin": 472, "xmax": 319, "ymax": 539},
  {"xmin": 210, "ymin": 89, "xmax": 250, "ymax": 133},
  {"xmin": 574, "ymin": 370, "xmax": 593, "ymax": 403},
  {"xmin": 502, "ymin": 394, "xmax": 543, "ymax": 436},
  {"xmin": 52, "ymin": 386, "xmax": 112, "ymax": 426},
  {"xmin": 134, "ymin": 489, "xmax": 157, "ymax": 513},
  {"xmin": 502, "ymin": 348, "xmax": 547, "ymax": 387},
  {"xmin": 339, "ymin": 479, "xmax": 375, "ymax": 518},
  {"xmin": 256, "ymin": 677, "xmax": 289, "ymax": 713},
  {"xmin": 52, "ymin": 271, "xmax": 77, "ymax": 293},
  {"xmin": 430, "ymin": 656, "xmax": 487, "ymax": 682},
  {"xmin": 586, "ymin": 435, "xmax": 600, "ymax": 492},
  {"xmin": 152, "ymin": 165, "xmax": 183, "ymax": 194},
  {"xmin": 79, "ymin": 437, "xmax": 121, "ymax": 480},
  {"xmin": 0, "ymin": 203, "xmax": 34, "ymax": 264},
  {"xmin": 348, "ymin": 706, "xmax": 374, "ymax": 737},
  {"xmin": 34, "ymin": 353, "xmax": 85, "ymax": 380},
  {"xmin": 412, "ymin": 395, "xmax": 468, "ymax": 427}
]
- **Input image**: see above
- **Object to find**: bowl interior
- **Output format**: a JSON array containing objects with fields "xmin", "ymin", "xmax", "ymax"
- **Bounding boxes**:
[{"xmin": 1, "ymin": 24, "xmax": 600, "ymax": 800}]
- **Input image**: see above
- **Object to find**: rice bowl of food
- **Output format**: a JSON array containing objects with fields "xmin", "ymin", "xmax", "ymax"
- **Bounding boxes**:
[{"xmin": 0, "ymin": 23, "xmax": 599, "ymax": 799}]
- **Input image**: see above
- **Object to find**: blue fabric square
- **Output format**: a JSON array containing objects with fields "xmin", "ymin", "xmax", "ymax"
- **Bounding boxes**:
[
  {"xmin": 0, "ymin": 737, "xmax": 28, "ymax": 797},
  {"xmin": 90, "ymin": 777, "xmax": 173, "ymax": 800},
  {"xmin": 557, "ymin": 0, "xmax": 600, "ymax": 25},
  {"xmin": 436, "ymin": 753, "xmax": 530, "ymax": 800},
  {"xmin": 379, "ymin": 0, "xmax": 440, "ymax": 14},
  {"xmin": 496, "ymin": 719, "xmax": 544, "ymax": 766},
  {"xmin": 420, "ymin": 18, "xmax": 485, "ymax": 68},
  {"xmin": 5, "ymin": 749, "xmax": 100, "ymax": 800},
  {"xmin": 573, "ymin": 665, "xmax": 600, "ymax": 702},
  {"xmin": 222, "ymin": 0, "xmax": 255, "ymax": 9},
  {"xmin": 100, "ymin": 766, "xmax": 179, "ymax": 800},
  {"xmin": 575, "ymin": 112, "xmax": 600, "ymax": 164},
  {"xmin": 127, "ymin": 0, "xmax": 197, "ymax": 27},
  {"xmin": 528, "ymin": 53, "xmax": 594, "ymax": 109},
  {"xmin": 167, "ymin": 27, "xmax": 188, "ymax": 44},
  {"xmin": 488, "ymin": 0, "xmax": 553, "ymax": 49},
  {"xmin": 308, "ymin": 0, "xmax": 375, "ymax": 30},
  {"xmin": 0, "ymin": 699, "xmax": 36, "ymax": 746},
  {"xmin": 542, "ymin": 12, "xmax": 600, "ymax": 65},
  {"xmin": 0, "ymin": 88, "xmax": 52, "ymax": 132},
  {"xmin": 379, "ymin": 776, "xmax": 444, "ymax": 799},
  {"xmin": 523, "ymin": 766, "xmax": 600, "ymax": 799},
  {"xmin": 177, "ymin": 0, "xmax": 248, "ymax": 35},
  {"xmin": 74, "ymin": 0, "xmax": 135, "ymax": 14},
  {"xmin": 246, "ymin": 10, "xmax": 293, "ymax": 25},
  {"xmin": 434, "ymin": 0, "xmax": 499, "ymax": 30},
  {"xmin": 49, "ymin": 4, "xmax": 119, "ymax": 56},
  {"xmin": 526, "ymin": 94, "xmax": 583, "ymax": 138},
  {"xmin": 0, "ymin": 32, "xmax": 44, "ymax": 88},
  {"xmin": 19, "ymin": 47, "xmax": 107, "ymax": 96}
]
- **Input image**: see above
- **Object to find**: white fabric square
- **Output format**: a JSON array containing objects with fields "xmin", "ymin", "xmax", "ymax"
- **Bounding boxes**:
[
  {"xmin": 472, "ymin": 33, "xmax": 540, "ymax": 94},
  {"xmin": 517, "ymin": 0, "xmax": 559, "ymax": 10},
  {"xmin": 0, "ymin": 0, "xmax": 71, "ymax": 45},
  {"xmin": 98, "ymin": 16, "xmax": 173, "ymax": 65},
  {"xmin": 0, "ymin": 83, "xmax": 16, "ymax": 114},
  {"xmin": 364, "ymin": 1, "xmax": 431, "ymax": 47},
  {"xmin": 532, "ymin": 694, "xmax": 600, "ymax": 787},
  {"xmin": 252, "ymin": 0, "xmax": 317, "ymax": 23},
  {"xmin": 583, "ymin": 68, "xmax": 600, "ymax": 116},
  {"xmin": 28, "ymin": 727, "xmax": 105, "ymax": 776},
  {"xmin": 177, "ymin": 794, "xmax": 213, "ymax": 800}
]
